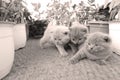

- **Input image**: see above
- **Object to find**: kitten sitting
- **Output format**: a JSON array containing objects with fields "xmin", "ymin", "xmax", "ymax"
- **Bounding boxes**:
[
  {"xmin": 69, "ymin": 32, "xmax": 112, "ymax": 65},
  {"xmin": 40, "ymin": 20, "xmax": 70, "ymax": 56},
  {"xmin": 69, "ymin": 21, "xmax": 88, "ymax": 53}
]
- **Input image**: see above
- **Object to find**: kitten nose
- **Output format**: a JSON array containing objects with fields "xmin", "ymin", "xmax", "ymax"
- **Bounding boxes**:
[
  {"xmin": 90, "ymin": 47, "xmax": 93, "ymax": 50},
  {"xmin": 74, "ymin": 40, "xmax": 79, "ymax": 44},
  {"xmin": 74, "ymin": 42, "xmax": 78, "ymax": 44}
]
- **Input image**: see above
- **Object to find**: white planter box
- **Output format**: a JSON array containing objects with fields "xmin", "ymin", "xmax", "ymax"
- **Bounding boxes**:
[
  {"xmin": 109, "ymin": 21, "xmax": 120, "ymax": 49},
  {"xmin": 0, "ymin": 22, "xmax": 15, "ymax": 79},
  {"xmin": 13, "ymin": 23, "xmax": 27, "ymax": 50}
]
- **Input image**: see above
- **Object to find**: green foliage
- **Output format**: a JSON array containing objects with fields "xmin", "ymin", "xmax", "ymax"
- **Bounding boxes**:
[
  {"xmin": 46, "ymin": 0, "xmax": 72, "ymax": 26},
  {"xmin": 0, "ymin": 0, "xmax": 27, "ymax": 23},
  {"xmin": 104, "ymin": 0, "xmax": 120, "ymax": 20},
  {"xmin": 46, "ymin": 0, "xmax": 98, "ymax": 25},
  {"xmin": 75, "ymin": 1, "xmax": 97, "ymax": 24}
]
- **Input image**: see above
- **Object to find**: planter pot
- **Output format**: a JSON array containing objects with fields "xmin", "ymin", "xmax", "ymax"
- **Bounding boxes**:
[
  {"xmin": 0, "ymin": 22, "xmax": 15, "ymax": 79},
  {"xmin": 109, "ymin": 21, "xmax": 120, "ymax": 49},
  {"xmin": 13, "ymin": 23, "xmax": 27, "ymax": 50},
  {"xmin": 87, "ymin": 21, "xmax": 109, "ymax": 33}
]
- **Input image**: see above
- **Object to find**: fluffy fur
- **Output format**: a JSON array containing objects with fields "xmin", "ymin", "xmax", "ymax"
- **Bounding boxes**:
[
  {"xmin": 40, "ymin": 20, "xmax": 70, "ymax": 56},
  {"xmin": 69, "ymin": 32, "xmax": 112, "ymax": 65},
  {"xmin": 69, "ymin": 21, "xmax": 88, "ymax": 53}
]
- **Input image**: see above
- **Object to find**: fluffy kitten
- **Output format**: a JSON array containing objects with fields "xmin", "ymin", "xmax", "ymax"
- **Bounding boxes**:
[
  {"xmin": 40, "ymin": 20, "xmax": 70, "ymax": 56},
  {"xmin": 69, "ymin": 32, "xmax": 112, "ymax": 65},
  {"xmin": 53, "ymin": 26, "xmax": 70, "ymax": 56},
  {"xmin": 69, "ymin": 21, "xmax": 88, "ymax": 53}
]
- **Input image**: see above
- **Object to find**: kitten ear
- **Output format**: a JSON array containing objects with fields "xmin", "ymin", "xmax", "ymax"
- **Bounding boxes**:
[{"xmin": 104, "ymin": 36, "xmax": 111, "ymax": 42}]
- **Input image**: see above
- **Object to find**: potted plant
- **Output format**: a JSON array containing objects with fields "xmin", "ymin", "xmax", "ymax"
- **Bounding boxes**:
[
  {"xmin": 85, "ymin": 0, "xmax": 110, "ymax": 33},
  {"xmin": 10, "ymin": 0, "xmax": 27, "ymax": 50},
  {"xmin": 0, "ymin": 0, "xmax": 28, "ymax": 50},
  {"xmin": 104, "ymin": 0, "xmax": 120, "ymax": 49},
  {"xmin": 0, "ymin": 0, "xmax": 15, "ymax": 79},
  {"xmin": 0, "ymin": 21, "xmax": 15, "ymax": 79},
  {"xmin": 88, "ymin": 0, "xmax": 120, "ymax": 49},
  {"xmin": 0, "ymin": 0, "xmax": 27, "ymax": 79}
]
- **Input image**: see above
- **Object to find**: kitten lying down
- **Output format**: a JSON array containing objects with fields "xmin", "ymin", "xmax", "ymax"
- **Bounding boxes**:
[
  {"xmin": 69, "ymin": 32, "xmax": 113, "ymax": 65},
  {"xmin": 40, "ymin": 21, "xmax": 70, "ymax": 57}
]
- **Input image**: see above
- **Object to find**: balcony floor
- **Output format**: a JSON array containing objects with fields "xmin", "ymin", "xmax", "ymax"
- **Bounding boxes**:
[{"xmin": 2, "ymin": 39, "xmax": 120, "ymax": 80}]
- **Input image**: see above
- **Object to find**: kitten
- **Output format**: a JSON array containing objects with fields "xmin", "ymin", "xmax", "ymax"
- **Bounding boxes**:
[
  {"xmin": 69, "ymin": 21, "xmax": 88, "ymax": 53},
  {"xmin": 40, "ymin": 20, "xmax": 70, "ymax": 56},
  {"xmin": 52, "ymin": 26, "xmax": 70, "ymax": 56},
  {"xmin": 69, "ymin": 32, "xmax": 112, "ymax": 65}
]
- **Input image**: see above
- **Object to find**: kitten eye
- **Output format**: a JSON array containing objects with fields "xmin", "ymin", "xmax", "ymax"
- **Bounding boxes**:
[
  {"xmin": 79, "ymin": 38, "xmax": 82, "ymax": 40},
  {"xmin": 72, "ymin": 39, "xmax": 75, "ymax": 41},
  {"xmin": 95, "ymin": 44, "xmax": 98, "ymax": 46},
  {"xmin": 59, "ymin": 39, "xmax": 61, "ymax": 40},
  {"xmin": 82, "ymin": 29, "xmax": 87, "ymax": 33},
  {"xmin": 104, "ymin": 36, "xmax": 110, "ymax": 42},
  {"xmin": 64, "ymin": 32, "xmax": 68, "ymax": 35},
  {"xmin": 54, "ymin": 38, "xmax": 57, "ymax": 40},
  {"xmin": 88, "ymin": 43, "xmax": 90, "ymax": 45}
]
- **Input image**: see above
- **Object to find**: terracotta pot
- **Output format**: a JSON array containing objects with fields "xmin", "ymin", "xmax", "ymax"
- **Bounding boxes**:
[{"xmin": 0, "ymin": 22, "xmax": 15, "ymax": 79}]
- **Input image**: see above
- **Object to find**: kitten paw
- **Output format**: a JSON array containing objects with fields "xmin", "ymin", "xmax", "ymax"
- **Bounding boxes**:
[
  {"xmin": 95, "ymin": 60, "xmax": 107, "ymax": 65},
  {"xmin": 69, "ymin": 59, "xmax": 79, "ymax": 64},
  {"xmin": 40, "ymin": 45, "xmax": 45, "ymax": 49},
  {"xmin": 72, "ymin": 50, "xmax": 77, "ymax": 54},
  {"xmin": 61, "ymin": 53, "xmax": 68, "ymax": 57}
]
